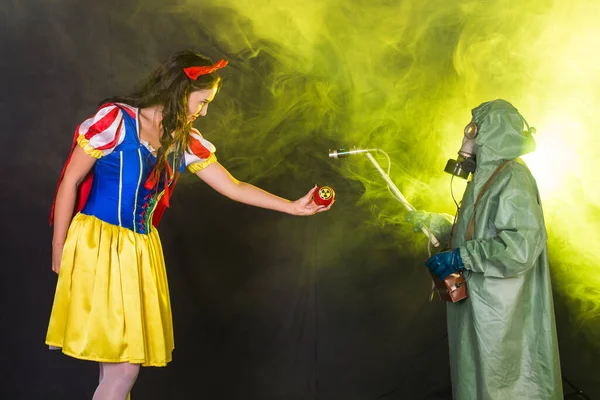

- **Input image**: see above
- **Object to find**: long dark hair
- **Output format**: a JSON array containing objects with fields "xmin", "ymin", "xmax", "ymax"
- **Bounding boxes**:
[{"xmin": 104, "ymin": 50, "xmax": 223, "ymax": 182}]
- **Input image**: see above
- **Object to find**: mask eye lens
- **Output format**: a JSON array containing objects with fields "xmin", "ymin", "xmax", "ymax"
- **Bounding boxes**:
[{"xmin": 464, "ymin": 122, "xmax": 478, "ymax": 138}]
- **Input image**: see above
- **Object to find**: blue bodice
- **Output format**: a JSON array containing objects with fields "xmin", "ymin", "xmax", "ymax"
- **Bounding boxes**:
[{"xmin": 81, "ymin": 107, "xmax": 184, "ymax": 234}]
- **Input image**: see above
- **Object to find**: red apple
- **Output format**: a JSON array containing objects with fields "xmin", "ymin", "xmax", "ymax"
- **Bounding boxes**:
[{"xmin": 312, "ymin": 186, "xmax": 335, "ymax": 206}]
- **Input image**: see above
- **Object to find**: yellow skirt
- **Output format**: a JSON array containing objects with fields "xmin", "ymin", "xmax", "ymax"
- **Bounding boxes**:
[{"xmin": 46, "ymin": 213, "xmax": 174, "ymax": 367}]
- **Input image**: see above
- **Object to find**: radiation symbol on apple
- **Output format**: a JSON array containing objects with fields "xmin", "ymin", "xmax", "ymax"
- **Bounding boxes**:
[{"xmin": 319, "ymin": 187, "xmax": 332, "ymax": 200}]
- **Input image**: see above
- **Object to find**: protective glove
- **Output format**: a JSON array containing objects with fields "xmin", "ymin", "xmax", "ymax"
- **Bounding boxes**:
[
  {"xmin": 406, "ymin": 210, "xmax": 430, "ymax": 232},
  {"xmin": 406, "ymin": 210, "xmax": 454, "ymax": 245},
  {"xmin": 425, "ymin": 248, "xmax": 464, "ymax": 281}
]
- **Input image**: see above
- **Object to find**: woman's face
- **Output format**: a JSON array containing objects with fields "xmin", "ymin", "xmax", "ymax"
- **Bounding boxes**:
[{"xmin": 187, "ymin": 87, "xmax": 218, "ymax": 121}]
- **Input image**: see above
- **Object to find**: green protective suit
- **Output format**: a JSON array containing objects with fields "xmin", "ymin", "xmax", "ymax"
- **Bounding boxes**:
[{"xmin": 435, "ymin": 100, "xmax": 562, "ymax": 399}]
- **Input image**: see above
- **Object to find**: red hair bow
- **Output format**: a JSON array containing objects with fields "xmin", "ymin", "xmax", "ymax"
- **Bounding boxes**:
[{"xmin": 183, "ymin": 59, "xmax": 228, "ymax": 80}]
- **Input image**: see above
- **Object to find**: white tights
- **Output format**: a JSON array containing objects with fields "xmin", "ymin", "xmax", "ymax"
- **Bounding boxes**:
[{"xmin": 92, "ymin": 362, "xmax": 139, "ymax": 400}]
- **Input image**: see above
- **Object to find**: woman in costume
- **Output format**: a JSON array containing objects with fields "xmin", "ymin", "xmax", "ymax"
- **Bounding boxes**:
[{"xmin": 46, "ymin": 50, "xmax": 331, "ymax": 400}]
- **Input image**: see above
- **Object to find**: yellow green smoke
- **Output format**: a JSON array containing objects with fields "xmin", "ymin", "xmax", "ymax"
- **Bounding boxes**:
[{"xmin": 174, "ymin": 0, "xmax": 600, "ymax": 347}]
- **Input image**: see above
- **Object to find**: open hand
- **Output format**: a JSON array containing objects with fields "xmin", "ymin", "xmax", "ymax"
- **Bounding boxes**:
[{"xmin": 289, "ymin": 186, "xmax": 334, "ymax": 216}]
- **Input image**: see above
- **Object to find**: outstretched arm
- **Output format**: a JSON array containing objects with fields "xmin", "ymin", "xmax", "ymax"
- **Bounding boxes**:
[{"xmin": 195, "ymin": 162, "xmax": 331, "ymax": 216}]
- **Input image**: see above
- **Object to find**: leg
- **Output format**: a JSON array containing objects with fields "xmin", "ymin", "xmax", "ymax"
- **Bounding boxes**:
[
  {"xmin": 92, "ymin": 362, "xmax": 140, "ymax": 400},
  {"xmin": 98, "ymin": 363, "xmax": 104, "ymax": 384}
]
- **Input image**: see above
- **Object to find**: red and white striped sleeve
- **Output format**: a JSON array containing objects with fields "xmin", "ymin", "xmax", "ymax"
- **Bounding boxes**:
[
  {"xmin": 76, "ymin": 103, "xmax": 126, "ymax": 158},
  {"xmin": 185, "ymin": 128, "xmax": 217, "ymax": 173}
]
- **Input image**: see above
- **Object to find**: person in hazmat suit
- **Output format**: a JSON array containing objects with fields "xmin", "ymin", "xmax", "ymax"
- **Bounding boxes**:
[{"xmin": 408, "ymin": 99, "xmax": 562, "ymax": 399}]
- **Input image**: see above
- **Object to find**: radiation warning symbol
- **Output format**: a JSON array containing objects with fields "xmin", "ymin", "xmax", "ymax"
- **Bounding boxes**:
[{"xmin": 318, "ymin": 186, "xmax": 333, "ymax": 200}]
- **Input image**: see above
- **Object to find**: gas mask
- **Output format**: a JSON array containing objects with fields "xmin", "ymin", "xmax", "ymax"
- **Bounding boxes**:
[{"xmin": 444, "ymin": 120, "xmax": 478, "ymax": 179}]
